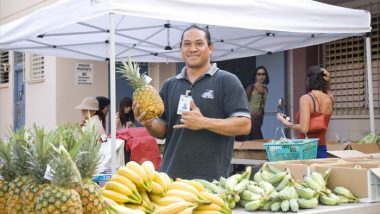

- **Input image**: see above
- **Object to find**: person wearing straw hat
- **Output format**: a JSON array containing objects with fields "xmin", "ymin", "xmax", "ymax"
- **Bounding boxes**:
[{"xmin": 75, "ymin": 96, "xmax": 106, "ymax": 136}]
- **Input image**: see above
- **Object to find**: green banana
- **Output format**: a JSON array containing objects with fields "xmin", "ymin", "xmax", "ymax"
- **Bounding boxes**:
[
  {"xmin": 279, "ymin": 186, "xmax": 292, "ymax": 200},
  {"xmin": 253, "ymin": 170, "xmax": 264, "ymax": 183},
  {"xmin": 240, "ymin": 190, "xmax": 262, "ymax": 201},
  {"xmin": 196, "ymin": 179, "xmax": 219, "ymax": 193},
  {"xmin": 311, "ymin": 171, "xmax": 326, "ymax": 188},
  {"xmin": 266, "ymin": 163, "xmax": 283, "ymax": 174},
  {"xmin": 319, "ymin": 193, "xmax": 337, "ymax": 206},
  {"xmin": 322, "ymin": 168, "xmax": 331, "ymax": 183},
  {"xmin": 295, "ymin": 185, "xmax": 316, "ymax": 200},
  {"xmin": 288, "ymin": 186, "xmax": 298, "ymax": 199},
  {"xmin": 334, "ymin": 186, "xmax": 355, "ymax": 199},
  {"xmin": 258, "ymin": 181, "xmax": 274, "ymax": 194},
  {"xmin": 261, "ymin": 169, "xmax": 277, "ymax": 181},
  {"xmin": 233, "ymin": 179, "xmax": 249, "ymax": 194},
  {"xmin": 261, "ymin": 201, "xmax": 273, "ymax": 211},
  {"xmin": 275, "ymin": 173, "xmax": 292, "ymax": 191},
  {"xmin": 225, "ymin": 174, "xmax": 240, "ymax": 192},
  {"xmin": 238, "ymin": 199, "xmax": 250, "ymax": 207},
  {"xmin": 244, "ymin": 199, "xmax": 264, "ymax": 211},
  {"xmin": 281, "ymin": 200, "xmax": 290, "ymax": 212},
  {"xmin": 289, "ymin": 198, "xmax": 299, "ymax": 212},
  {"xmin": 271, "ymin": 201, "xmax": 281, "ymax": 212},
  {"xmin": 304, "ymin": 176, "xmax": 323, "ymax": 192},
  {"xmin": 266, "ymin": 171, "xmax": 287, "ymax": 184},
  {"xmin": 297, "ymin": 197, "xmax": 319, "ymax": 209},
  {"xmin": 247, "ymin": 184, "xmax": 265, "ymax": 195}
]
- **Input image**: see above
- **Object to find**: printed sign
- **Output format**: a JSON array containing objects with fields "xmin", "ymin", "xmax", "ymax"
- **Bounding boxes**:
[{"xmin": 75, "ymin": 63, "xmax": 93, "ymax": 85}]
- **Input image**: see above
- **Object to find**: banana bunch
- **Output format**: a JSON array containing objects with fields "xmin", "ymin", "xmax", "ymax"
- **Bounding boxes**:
[{"xmin": 334, "ymin": 186, "xmax": 359, "ymax": 203}]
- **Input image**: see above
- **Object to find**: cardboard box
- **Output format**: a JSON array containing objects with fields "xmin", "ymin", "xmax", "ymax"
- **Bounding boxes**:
[
  {"xmin": 327, "ymin": 150, "xmax": 372, "ymax": 159},
  {"xmin": 268, "ymin": 158, "xmax": 341, "ymax": 181},
  {"xmin": 326, "ymin": 141, "xmax": 351, "ymax": 151},
  {"xmin": 233, "ymin": 139, "xmax": 272, "ymax": 160},
  {"xmin": 312, "ymin": 163, "xmax": 380, "ymax": 202},
  {"xmin": 350, "ymin": 143, "xmax": 380, "ymax": 154}
]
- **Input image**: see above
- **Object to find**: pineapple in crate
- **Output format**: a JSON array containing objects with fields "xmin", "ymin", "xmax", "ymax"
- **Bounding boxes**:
[
  {"xmin": 119, "ymin": 57, "xmax": 164, "ymax": 120},
  {"xmin": 73, "ymin": 123, "xmax": 106, "ymax": 213},
  {"xmin": 22, "ymin": 125, "xmax": 54, "ymax": 214},
  {"xmin": 7, "ymin": 128, "xmax": 32, "ymax": 214},
  {"xmin": 0, "ymin": 138, "xmax": 16, "ymax": 214},
  {"xmin": 35, "ymin": 141, "xmax": 83, "ymax": 213}
]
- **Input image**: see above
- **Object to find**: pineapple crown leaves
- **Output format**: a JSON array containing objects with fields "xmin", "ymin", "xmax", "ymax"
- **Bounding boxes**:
[
  {"xmin": 24, "ymin": 124, "xmax": 54, "ymax": 184},
  {"xmin": 76, "ymin": 122, "xmax": 102, "ymax": 180},
  {"xmin": 118, "ymin": 56, "xmax": 148, "ymax": 89},
  {"xmin": 49, "ymin": 143, "xmax": 82, "ymax": 188},
  {"xmin": 8, "ymin": 127, "xmax": 31, "ymax": 176},
  {"xmin": 0, "ymin": 138, "xmax": 16, "ymax": 181}
]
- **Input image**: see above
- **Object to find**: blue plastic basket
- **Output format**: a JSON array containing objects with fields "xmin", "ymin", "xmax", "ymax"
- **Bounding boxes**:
[{"xmin": 264, "ymin": 138, "xmax": 318, "ymax": 162}]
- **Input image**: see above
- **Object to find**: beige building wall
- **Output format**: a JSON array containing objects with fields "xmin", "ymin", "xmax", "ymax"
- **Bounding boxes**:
[
  {"xmin": 24, "ymin": 55, "xmax": 57, "ymax": 130},
  {"xmin": 0, "ymin": 52, "xmax": 14, "ymax": 139},
  {"xmin": 56, "ymin": 58, "xmax": 109, "ymax": 125}
]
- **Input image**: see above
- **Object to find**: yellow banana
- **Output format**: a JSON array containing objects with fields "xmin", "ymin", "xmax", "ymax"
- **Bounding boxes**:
[
  {"xmin": 193, "ymin": 211, "xmax": 221, "ymax": 214},
  {"xmin": 117, "ymin": 166, "xmax": 145, "ymax": 188},
  {"xmin": 177, "ymin": 207, "xmax": 194, "ymax": 214},
  {"xmin": 166, "ymin": 189, "xmax": 206, "ymax": 204},
  {"xmin": 196, "ymin": 203, "xmax": 225, "ymax": 212},
  {"xmin": 151, "ymin": 181, "xmax": 165, "ymax": 195},
  {"xmin": 142, "ymin": 161, "xmax": 156, "ymax": 180},
  {"xmin": 110, "ymin": 205, "xmax": 145, "ymax": 214},
  {"xmin": 177, "ymin": 178, "xmax": 205, "ymax": 192},
  {"xmin": 199, "ymin": 191, "xmax": 225, "ymax": 207},
  {"xmin": 152, "ymin": 201, "xmax": 195, "ymax": 214},
  {"xmin": 160, "ymin": 172, "xmax": 172, "ymax": 186},
  {"xmin": 159, "ymin": 196, "xmax": 186, "ymax": 206},
  {"xmin": 102, "ymin": 196, "xmax": 118, "ymax": 206},
  {"xmin": 126, "ymin": 161, "xmax": 151, "ymax": 190},
  {"xmin": 110, "ymin": 174, "xmax": 138, "ymax": 193},
  {"xmin": 102, "ymin": 190, "xmax": 131, "ymax": 203},
  {"xmin": 149, "ymin": 194, "xmax": 163, "ymax": 204},
  {"xmin": 104, "ymin": 180, "xmax": 134, "ymax": 196},
  {"xmin": 168, "ymin": 181, "xmax": 201, "ymax": 196},
  {"xmin": 139, "ymin": 190, "xmax": 155, "ymax": 212},
  {"xmin": 154, "ymin": 172, "xmax": 168, "ymax": 191}
]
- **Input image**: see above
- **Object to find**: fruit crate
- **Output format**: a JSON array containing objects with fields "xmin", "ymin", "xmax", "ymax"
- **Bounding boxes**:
[{"xmin": 264, "ymin": 138, "xmax": 318, "ymax": 162}]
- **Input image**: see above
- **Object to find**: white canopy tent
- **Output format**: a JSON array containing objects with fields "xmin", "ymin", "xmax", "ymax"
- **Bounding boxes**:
[{"xmin": 0, "ymin": 0, "xmax": 372, "ymax": 172}]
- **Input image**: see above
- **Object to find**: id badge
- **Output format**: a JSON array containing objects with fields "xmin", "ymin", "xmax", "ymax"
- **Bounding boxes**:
[{"xmin": 177, "ymin": 90, "xmax": 192, "ymax": 115}]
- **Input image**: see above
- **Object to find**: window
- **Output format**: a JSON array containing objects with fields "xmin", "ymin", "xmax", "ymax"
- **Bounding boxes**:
[
  {"xmin": 29, "ymin": 54, "xmax": 44, "ymax": 81},
  {"xmin": 323, "ymin": 3, "xmax": 380, "ymax": 117},
  {"xmin": 0, "ymin": 51, "xmax": 9, "ymax": 84}
]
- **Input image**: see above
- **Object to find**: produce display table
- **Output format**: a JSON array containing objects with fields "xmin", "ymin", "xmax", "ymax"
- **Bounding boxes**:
[
  {"xmin": 231, "ymin": 158, "xmax": 267, "ymax": 165},
  {"xmin": 233, "ymin": 202, "xmax": 380, "ymax": 214}
]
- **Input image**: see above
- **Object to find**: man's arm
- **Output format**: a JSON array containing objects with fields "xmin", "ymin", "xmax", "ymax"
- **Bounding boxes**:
[{"xmin": 174, "ymin": 101, "xmax": 251, "ymax": 136}]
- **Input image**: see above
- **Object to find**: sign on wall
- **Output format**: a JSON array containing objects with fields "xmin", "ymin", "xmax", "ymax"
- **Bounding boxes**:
[{"xmin": 75, "ymin": 63, "xmax": 93, "ymax": 85}]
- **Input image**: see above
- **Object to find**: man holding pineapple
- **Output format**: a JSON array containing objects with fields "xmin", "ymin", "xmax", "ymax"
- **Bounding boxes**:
[{"xmin": 133, "ymin": 25, "xmax": 251, "ymax": 181}]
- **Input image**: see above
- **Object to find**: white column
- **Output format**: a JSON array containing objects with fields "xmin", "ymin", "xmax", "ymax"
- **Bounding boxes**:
[
  {"xmin": 365, "ymin": 35, "xmax": 376, "ymax": 134},
  {"xmin": 109, "ymin": 13, "xmax": 117, "ymax": 174}
]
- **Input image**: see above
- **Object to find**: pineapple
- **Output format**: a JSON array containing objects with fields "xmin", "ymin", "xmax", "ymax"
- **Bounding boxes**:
[
  {"xmin": 7, "ymin": 128, "xmax": 32, "ymax": 214},
  {"xmin": 0, "ymin": 138, "xmax": 16, "ymax": 214},
  {"xmin": 22, "ymin": 125, "xmax": 53, "ymax": 214},
  {"xmin": 72, "ymin": 123, "xmax": 106, "ymax": 213},
  {"xmin": 35, "ymin": 143, "xmax": 83, "ymax": 214},
  {"xmin": 120, "ymin": 57, "xmax": 164, "ymax": 120}
]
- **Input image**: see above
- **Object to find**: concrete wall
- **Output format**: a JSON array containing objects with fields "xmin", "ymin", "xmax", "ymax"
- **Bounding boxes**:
[{"xmin": 56, "ymin": 57, "xmax": 109, "ymax": 126}]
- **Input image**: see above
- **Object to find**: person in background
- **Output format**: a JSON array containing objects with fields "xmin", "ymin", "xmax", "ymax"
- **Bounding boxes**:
[
  {"xmin": 133, "ymin": 25, "xmax": 251, "ymax": 181},
  {"xmin": 96, "ymin": 96, "xmax": 110, "ymax": 132},
  {"xmin": 75, "ymin": 97, "xmax": 106, "ymax": 136},
  {"xmin": 116, "ymin": 97, "xmax": 135, "ymax": 130},
  {"xmin": 244, "ymin": 66, "xmax": 270, "ymax": 140},
  {"xmin": 277, "ymin": 65, "xmax": 333, "ymax": 158}
]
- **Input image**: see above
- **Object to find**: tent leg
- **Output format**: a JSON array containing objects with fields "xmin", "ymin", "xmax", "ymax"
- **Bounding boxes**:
[
  {"xmin": 365, "ymin": 34, "xmax": 376, "ymax": 134},
  {"xmin": 110, "ymin": 13, "xmax": 117, "ymax": 174}
]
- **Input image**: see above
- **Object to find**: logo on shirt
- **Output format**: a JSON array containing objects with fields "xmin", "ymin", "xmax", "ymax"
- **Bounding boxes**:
[{"xmin": 201, "ymin": 90, "xmax": 214, "ymax": 99}]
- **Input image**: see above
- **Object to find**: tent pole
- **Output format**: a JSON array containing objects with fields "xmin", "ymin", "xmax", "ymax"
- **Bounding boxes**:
[
  {"xmin": 109, "ymin": 12, "xmax": 117, "ymax": 174},
  {"xmin": 365, "ymin": 33, "xmax": 376, "ymax": 134}
]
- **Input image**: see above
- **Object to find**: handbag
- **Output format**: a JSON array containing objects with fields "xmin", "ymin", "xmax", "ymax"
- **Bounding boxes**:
[{"xmin": 308, "ymin": 93, "xmax": 327, "ymax": 132}]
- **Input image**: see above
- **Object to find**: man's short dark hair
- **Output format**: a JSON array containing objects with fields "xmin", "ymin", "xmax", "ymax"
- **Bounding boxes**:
[{"xmin": 180, "ymin": 25, "xmax": 212, "ymax": 47}]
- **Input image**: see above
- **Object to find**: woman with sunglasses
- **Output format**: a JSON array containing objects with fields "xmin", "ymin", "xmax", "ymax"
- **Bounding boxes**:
[
  {"xmin": 277, "ymin": 65, "xmax": 333, "ymax": 158},
  {"xmin": 244, "ymin": 66, "xmax": 270, "ymax": 140}
]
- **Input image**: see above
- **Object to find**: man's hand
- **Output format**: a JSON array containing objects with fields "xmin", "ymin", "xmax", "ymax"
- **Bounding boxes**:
[
  {"xmin": 174, "ymin": 101, "xmax": 208, "ymax": 130},
  {"xmin": 133, "ymin": 101, "xmax": 155, "ymax": 128}
]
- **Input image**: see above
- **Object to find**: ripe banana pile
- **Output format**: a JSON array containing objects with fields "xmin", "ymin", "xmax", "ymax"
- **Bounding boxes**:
[{"xmin": 101, "ymin": 161, "xmax": 230, "ymax": 214}]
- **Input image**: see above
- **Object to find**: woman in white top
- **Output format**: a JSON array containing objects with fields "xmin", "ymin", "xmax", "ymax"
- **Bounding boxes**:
[
  {"xmin": 116, "ymin": 97, "xmax": 135, "ymax": 130},
  {"xmin": 75, "ymin": 97, "xmax": 106, "ymax": 136}
]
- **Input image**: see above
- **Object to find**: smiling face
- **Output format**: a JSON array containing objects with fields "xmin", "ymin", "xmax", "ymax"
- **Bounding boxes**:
[{"xmin": 180, "ymin": 28, "xmax": 213, "ymax": 70}]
